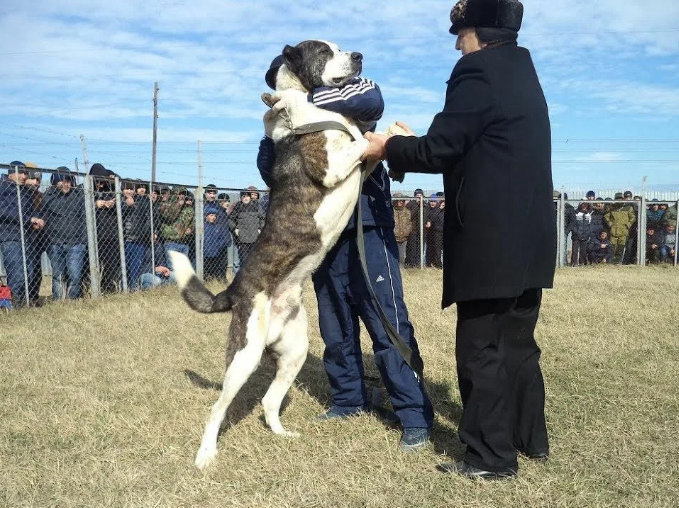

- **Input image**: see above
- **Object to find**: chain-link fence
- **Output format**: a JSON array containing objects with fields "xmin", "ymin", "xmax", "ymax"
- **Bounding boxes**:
[
  {"xmin": 2, "ymin": 161, "xmax": 678, "ymax": 310},
  {"xmin": 554, "ymin": 196, "xmax": 679, "ymax": 268},
  {"xmin": 0, "ymin": 163, "xmax": 270, "ymax": 308}
]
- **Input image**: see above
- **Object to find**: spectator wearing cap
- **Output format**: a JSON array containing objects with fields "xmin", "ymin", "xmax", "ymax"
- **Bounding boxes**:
[
  {"xmin": 424, "ymin": 194, "xmax": 444, "ymax": 268},
  {"xmin": 647, "ymin": 199, "xmax": 665, "ymax": 231},
  {"xmin": 203, "ymin": 204, "xmax": 231, "ymax": 281},
  {"xmin": 585, "ymin": 190, "xmax": 596, "ymax": 201},
  {"xmin": 392, "ymin": 193, "xmax": 412, "ymax": 266},
  {"xmin": 405, "ymin": 188, "xmax": 425, "ymax": 267},
  {"xmin": 203, "ymin": 185, "xmax": 231, "ymax": 278},
  {"xmin": 41, "ymin": 169, "xmax": 87, "ymax": 300},
  {"xmin": 228, "ymin": 187, "xmax": 264, "ymax": 272},
  {"xmin": 0, "ymin": 161, "xmax": 44, "ymax": 306}
]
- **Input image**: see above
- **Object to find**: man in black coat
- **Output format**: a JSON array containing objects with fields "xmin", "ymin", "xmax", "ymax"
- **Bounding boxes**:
[{"xmin": 364, "ymin": 0, "xmax": 556, "ymax": 480}]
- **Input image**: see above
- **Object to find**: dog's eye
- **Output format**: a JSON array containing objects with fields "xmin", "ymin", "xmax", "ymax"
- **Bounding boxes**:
[{"xmin": 321, "ymin": 48, "xmax": 332, "ymax": 55}]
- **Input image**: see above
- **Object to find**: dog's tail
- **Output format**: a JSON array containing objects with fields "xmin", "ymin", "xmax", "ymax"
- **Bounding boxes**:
[{"xmin": 168, "ymin": 251, "xmax": 234, "ymax": 313}]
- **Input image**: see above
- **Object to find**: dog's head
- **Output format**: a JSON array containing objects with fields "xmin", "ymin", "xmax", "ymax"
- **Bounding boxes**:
[{"xmin": 277, "ymin": 40, "xmax": 362, "ymax": 92}]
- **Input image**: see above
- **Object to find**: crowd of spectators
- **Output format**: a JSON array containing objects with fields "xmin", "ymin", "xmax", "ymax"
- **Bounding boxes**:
[
  {"xmin": 0, "ymin": 160, "xmax": 266, "ymax": 309},
  {"xmin": 2, "ymin": 160, "xmax": 677, "ymax": 311},
  {"xmin": 559, "ymin": 190, "xmax": 677, "ymax": 266}
]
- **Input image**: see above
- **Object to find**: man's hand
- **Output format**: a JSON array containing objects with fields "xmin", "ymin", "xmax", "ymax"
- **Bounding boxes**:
[
  {"xmin": 125, "ymin": 197, "xmax": 135, "ymax": 206},
  {"xmin": 30, "ymin": 217, "xmax": 45, "ymax": 229},
  {"xmin": 235, "ymin": 229, "xmax": 239, "ymax": 236},
  {"xmin": 394, "ymin": 121, "xmax": 416, "ymax": 136},
  {"xmin": 362, "ymin": 132, "xmax": 389, "ymax": 161},
  {"xmin": 155, "ymin": 266, "xmax": 170, "ymax": 277}
]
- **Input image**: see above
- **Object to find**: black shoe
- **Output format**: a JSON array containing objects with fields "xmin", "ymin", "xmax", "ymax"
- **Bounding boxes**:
[{"xmin": 437, "ymin": 460, "xmax": 517, "ymax": 480}]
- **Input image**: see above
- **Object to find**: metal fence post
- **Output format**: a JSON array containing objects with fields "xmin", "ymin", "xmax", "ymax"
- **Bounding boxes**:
[
  {"xmin": 637, "ymin": 197, "xmax": 646, "ymax": 266},
  {"xmin": 675, "ymin": 200, "xmax": 679, "ymax": 267},
  {"xmin": 558, "ymin": 194, "xmax": 565, "ymax": 267},
  {"xmin": 114, "ymin": 177, "xmax": 128, "ymax": 293},
  {"xmin": 148, "ymin": 182, "xmax": 156, "ymax": 274},
  {"xmin": 83, "ymin": 175, "xmax": 101, "ymax": 299},
  {"xmin": 195, "ymin": 189, "xmax": 204, "ymax": 280},
  {"xmin": 419, "ymin": 196, "xmax": 424, "ymax": 269},
  {"xmin": 13, "ymin": 165, "xmax": 31, "ymax": 305}
]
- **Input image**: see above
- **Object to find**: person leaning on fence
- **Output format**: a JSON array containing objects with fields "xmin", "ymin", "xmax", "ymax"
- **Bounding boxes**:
[
  {"xmin": 404, "ymin": 188, "xmax": 424, "ymax": 267},
  {"xmin": 571, "ymin": 202, "xmax": 593, "ymax": 266},
  {"xmin": 363, "ymin": 0, "xmax": 556, "ymax": 479},
  {"xmin": 604, "ymin": 193, "xmax": 636, "ymax": 264},
  {"xmin": 89, "ymin": 163, "xmax": 122, "ymax": 294},
  {"xmin": 0, "ymin": 161, "xmax": 44, "ymax": 307},
  {"xmin": 392, "ymin": 192, "xmax": 412, "ymax": 266},
  {"xmin": 203, "ymin": 204, "xmax": 232, "ymax": 282},
  {"xmin": 258, "ymin": 53, "xmax": 434, "ymax": 451},
  {"xmin": 41, "ymin": 169, "xmax": 88, "ymax": 300},
  {"xmin": 647, "ymin": 199, "xmax": 665, "ymax": 231},
  {"xmin": 159, "ymin": 186, "xmax": 194, "ymax": 271},
  {"xmin": 424, "ymin": 194, "xmax": 444, "ymax": 269},
  {"xmin": 228, "ymin": 187, "xmax": 264, "ymax": 272}
]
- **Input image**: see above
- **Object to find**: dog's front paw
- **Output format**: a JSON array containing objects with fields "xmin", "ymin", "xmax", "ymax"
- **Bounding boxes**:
[
  {"xmin": 261, "ymin": 93, "xmax": 280, "ymax": 108},
  {"xmin": 195, "ymin": 446, "xmax": 218, "ymax": 470}
]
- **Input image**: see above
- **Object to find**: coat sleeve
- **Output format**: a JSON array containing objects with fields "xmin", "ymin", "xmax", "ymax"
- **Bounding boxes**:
[
  {"xmin": 257, "ymin": 136, "xmax": 276, "ymax": 187},
  {"xmin": 385, "ymin": 58, "xmax": 496, "ymax": 175},
  {"xmin": 310, "ymin": 78, "xmax": 384, "ymax": 124}
]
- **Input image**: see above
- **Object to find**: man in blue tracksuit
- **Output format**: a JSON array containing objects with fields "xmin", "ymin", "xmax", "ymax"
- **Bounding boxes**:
[{"xmin": 257, "ymin": 56, "xmax": 434, "ymax": 451}]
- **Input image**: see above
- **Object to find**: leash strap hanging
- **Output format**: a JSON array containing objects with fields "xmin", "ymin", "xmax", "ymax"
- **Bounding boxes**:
[{"xmin": 292, "ymin": 121, "xmax": 425, "ymax": 380}]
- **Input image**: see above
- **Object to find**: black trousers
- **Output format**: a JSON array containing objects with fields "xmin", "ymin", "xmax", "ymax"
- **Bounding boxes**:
[{"xmin": 455, "ymin": 288, "xmax": 548, "ymax": 472}]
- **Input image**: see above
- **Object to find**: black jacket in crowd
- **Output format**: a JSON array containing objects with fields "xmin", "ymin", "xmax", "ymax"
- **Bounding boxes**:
[
  {"xmin": 123, "ymin": 194, "xmax": 156, "ymax": 243},
  {"xmin": 41, "ymin": 187, "xmax": 87, "ymax": 245},
  {"xmin": 385, "ymin": 42, "xmax": 557, "ymax": 307}
]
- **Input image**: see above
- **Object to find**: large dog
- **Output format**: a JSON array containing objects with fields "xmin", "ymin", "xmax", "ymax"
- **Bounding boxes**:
[{"xmin": 169, "ymin": 40, "xmax": 403, "ymax": 470}]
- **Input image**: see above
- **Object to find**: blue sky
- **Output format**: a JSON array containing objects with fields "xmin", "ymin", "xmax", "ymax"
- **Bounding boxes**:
[{"xmin": 1, "ymin": 0, "xmax": 679, "ymax": 195}]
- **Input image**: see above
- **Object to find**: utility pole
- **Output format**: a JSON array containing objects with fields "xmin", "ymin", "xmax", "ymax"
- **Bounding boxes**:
[
  {"xmin": 79, "ymin": 135, "xmax": 90, "ymax": 173},
  {"xmin": 151, "ymin": 81, "xmax": 159, "ymax": 184}
]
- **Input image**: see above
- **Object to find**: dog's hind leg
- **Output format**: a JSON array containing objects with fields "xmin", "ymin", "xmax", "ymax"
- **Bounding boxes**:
[
  {"xmin": 262, "ymin": 303, "xmax": 309, "ymax": 437},
  {"xmin": 194, "ymin": 293, "xmax": 270, "ymax": 470}
]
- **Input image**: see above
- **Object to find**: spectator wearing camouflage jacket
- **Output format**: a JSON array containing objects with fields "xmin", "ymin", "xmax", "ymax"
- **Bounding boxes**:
[
  {"xmin": 604, "ymin": 195, "xmax": 636, "ymax": 264},
  {"xmin": 392, "ymin": 193, "xmax": 412, "ymax": 266},
  {"xmin": 159, "ymin": 186, "xmax": 195, "ymax": 270}
]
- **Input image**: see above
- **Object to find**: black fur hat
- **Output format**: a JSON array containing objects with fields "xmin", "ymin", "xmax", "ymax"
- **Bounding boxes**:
[{"xmin": 449, "ymin": 0, "xmax": 523, "ymax": 35}]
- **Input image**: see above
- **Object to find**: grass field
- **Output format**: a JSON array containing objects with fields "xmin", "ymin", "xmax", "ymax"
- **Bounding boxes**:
[{"xmin": 2, "ymin": 265, "xmax": 678, "ymax": 508}]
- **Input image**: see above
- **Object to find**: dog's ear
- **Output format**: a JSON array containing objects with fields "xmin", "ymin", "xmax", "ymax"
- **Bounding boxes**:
[{"xmin": 282, "ymin": 44, "xmax": 302, "ymax": 74}]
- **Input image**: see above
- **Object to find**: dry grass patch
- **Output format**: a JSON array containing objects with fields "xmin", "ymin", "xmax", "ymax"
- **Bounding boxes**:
[{"xmin": 1, "ymin": 266, "xmax": 678, "ymax": 507}]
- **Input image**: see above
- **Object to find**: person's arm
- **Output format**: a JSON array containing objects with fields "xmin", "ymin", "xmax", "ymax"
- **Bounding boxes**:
[
  {"xmin": 257, "ymin": 136, "xmax": 276, "ymax": 187},
  {"xmin": 384, "ymin": 59, "xmax": 496, "ymax": 175},
  {"xmin": 309, "ymin": 77, "xmax": 384, "ymax": 124}
]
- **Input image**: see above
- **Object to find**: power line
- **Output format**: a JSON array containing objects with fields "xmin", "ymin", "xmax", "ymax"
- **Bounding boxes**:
[{"xmin": 1, "ymin": 28, "xmax": 678, "ymax": 56}]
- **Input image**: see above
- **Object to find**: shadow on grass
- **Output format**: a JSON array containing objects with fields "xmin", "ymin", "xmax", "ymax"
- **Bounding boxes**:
[{"xmin": 183, "ymin": 351, "xmax": 465, "ymax": 460}]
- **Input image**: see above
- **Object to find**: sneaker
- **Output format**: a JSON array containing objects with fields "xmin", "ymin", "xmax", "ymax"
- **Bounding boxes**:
[
  {"xmin": 315, "ymin": 405, "xmax": 366, "ymax": 421},
  {"xmin": 399, "ymin": 427, "xmax": 431, "ymax": 452}
]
